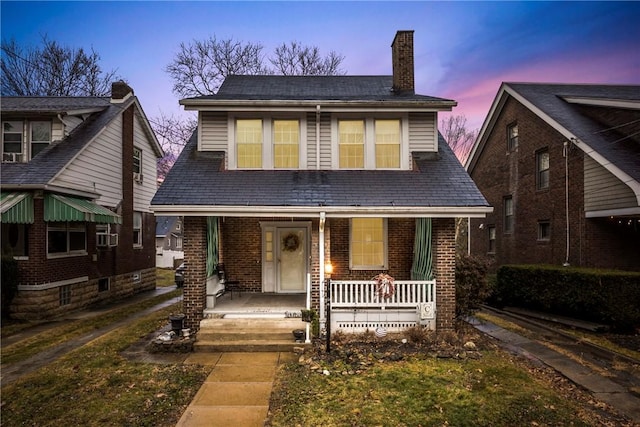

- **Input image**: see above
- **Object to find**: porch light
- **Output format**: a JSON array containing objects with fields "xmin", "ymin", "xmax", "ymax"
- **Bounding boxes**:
[{"xmin": 324, "ymin": 262, "xmax": 333, "ymax": 276}]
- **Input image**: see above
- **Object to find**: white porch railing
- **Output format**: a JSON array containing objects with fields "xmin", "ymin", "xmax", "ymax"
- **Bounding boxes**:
[{"xmin": 329, "ymin": 280, "xmax": 436, "ymax": 333}]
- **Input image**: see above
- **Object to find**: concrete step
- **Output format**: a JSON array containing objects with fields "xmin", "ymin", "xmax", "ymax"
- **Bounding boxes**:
[
  {"xmin": 194, "ymin": 339, "xmax": 310, "ymax": 353},
  {"xmin": 196, "ymin": 316, "xmax": 311, "ymax": 352}
]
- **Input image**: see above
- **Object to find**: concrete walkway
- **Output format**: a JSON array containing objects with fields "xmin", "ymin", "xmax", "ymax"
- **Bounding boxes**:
[
  {"xmin": 176, "ymin": 352, "xmax": 297, "ymax": 427},
  {"xmin": 468, "ymin": 316, "xmax": 640, "ymax": 423}
]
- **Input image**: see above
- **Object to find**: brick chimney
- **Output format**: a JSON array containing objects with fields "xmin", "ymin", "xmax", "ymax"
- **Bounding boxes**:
[
  {"xmin": 111, "ymin": 81, "xmax": 134, "ymax": 102},
  {"xmin": 391, "ymin": 30, "xmax": 415, "ymax": 94}
]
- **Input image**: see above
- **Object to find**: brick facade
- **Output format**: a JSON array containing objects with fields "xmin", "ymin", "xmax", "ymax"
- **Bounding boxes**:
[
  {"xmin": 469, "ymin": 96, "xmax": 640, "ymax": 272},
  {"xmin": 183, "ymin": 216, "xmax": 458, "ymax": 331},
  {"xmin": 8, "ymin": 102, "xmax": 157, "ymax": 320}
]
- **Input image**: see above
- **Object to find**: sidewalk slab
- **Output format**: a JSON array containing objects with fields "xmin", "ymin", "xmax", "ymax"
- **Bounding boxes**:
[{"xmin": 176, "ymin": 406, "xmax": 268, "ymax": 427}]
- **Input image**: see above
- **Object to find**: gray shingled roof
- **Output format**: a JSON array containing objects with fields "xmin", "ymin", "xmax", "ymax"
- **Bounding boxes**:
[
  {"xmin": 507, "ymin": 83, "xmax": 640, "ymax": 183},
  {"xmin": 152, "ymin": 131, "xmax": 488, "ymax": 210},
  {"xmin": 1, "ymin": 96, "xmax": 111, "ymax": 112},
  {"xmin": 183, "ymin": 75, "xmax": 455, "ymax": 104},
  {"xmin": 1, "ymin": 98, "xmax": 134, "ymax": 187}
]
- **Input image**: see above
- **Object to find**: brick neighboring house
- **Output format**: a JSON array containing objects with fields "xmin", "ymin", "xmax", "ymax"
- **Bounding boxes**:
[
  {"xmin": 151, "ymin": 31, "xmax": 491, "ymax": 332},
  {"xmin": 1, "ymin": 82, "xmax": 164, "ymax": 319},
  {"xmin": 466, "ymin": 83, "xmax": 640, "ymax": 272},
  {"xmin": 155, "ymin": 216, "xmax": 184, "ymax": 268}
]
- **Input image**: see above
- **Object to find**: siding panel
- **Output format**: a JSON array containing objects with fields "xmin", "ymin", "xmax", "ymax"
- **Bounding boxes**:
[
  {"xmin": 133, "ymin": 115, "xmax": 158, "ymax": 212},
  {"xmin": 584, "ymin": 155, "xmax": 636, "ymax": 211},
  {"xmin": 408, "ymin": 112, "xmax": 436, "ymax": 152},
  {"xmin": 200, "ymin": 112, "xmax": 228, "ymax": 152}
]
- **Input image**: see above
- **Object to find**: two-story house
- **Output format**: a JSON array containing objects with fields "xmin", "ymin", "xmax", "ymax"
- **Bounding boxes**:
[
  {"xmin": 151, "ymin": 31, "xmax": 491, "ymax": 333},
  {"xmin": 1, "ymin": 82, "xmax": 163, "ymax": 319},
  {"xmin": 466, "ymin": 83, "xmax": 640, "ymax": 272}
]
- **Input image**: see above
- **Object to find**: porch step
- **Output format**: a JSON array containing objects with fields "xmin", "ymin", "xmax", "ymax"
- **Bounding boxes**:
[{"xmin": 194, "ymin": 316, "xmax": 311, "ymax": 352}]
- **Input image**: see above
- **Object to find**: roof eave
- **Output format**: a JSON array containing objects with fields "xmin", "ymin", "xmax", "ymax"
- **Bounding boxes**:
[
  {"xmin": 150, "ymin": 204, "xmax": 492, "ymax": 218},
  {"xmin": 180, "ymin": 99, "xmax": 457, "ymax": 112}
]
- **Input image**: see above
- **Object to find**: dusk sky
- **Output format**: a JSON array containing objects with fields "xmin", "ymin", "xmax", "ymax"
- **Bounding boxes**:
[{"xmin": 2, "ymin": 1, "xmax": 639, "ymax": 132}]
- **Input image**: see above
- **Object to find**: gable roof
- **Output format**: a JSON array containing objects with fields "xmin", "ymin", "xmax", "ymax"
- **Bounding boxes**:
[
  {"xmin": 151, "ymin": 130, "xmax": 490, "ymax": 218},
  {"xmin": 1, "ymin": 96, "xmax": 163, "ymax": 196},
  {"xmin": 466, "ymin": 83, "xmax": 640, "ymax": 203},
  {"xmin": 180, "ymin": 75, "xmax": 456, "ymax": 110}
]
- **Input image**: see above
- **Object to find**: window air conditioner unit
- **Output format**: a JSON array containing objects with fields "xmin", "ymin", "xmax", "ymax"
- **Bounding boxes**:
[
  {"xmin": 97, "ymin": 233, "xmax": 118, "ymax": 248},
  {"xmin": 133, "ymin": 172, "xmax": 143, "ymax": 184},
  {"xmin": 3, "ymin": 153, "xmax": 24, "ymax": 162}
]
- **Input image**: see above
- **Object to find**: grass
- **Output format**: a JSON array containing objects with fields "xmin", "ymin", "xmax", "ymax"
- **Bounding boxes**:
[
  {"xmin": 268, "ymin": 349, "xmax": 611, "ymax": 426},
  {"xmin": 1, "ymin": 288, "xmax": 182, "ymax": 364},
  {"xmin": 1, "ymin": 301, "xmax": 209, "ymax": 427}
]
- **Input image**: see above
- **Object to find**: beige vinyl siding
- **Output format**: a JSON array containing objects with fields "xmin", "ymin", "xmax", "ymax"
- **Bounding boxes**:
[
  {"xmin": 52, "ymin": 119, "xmax": 65, "ymax": 141},
  {"xmin": 306, "ymin": 112, "xmax": 317, "ymax": 169},
  {"xmin": 133, "ymin": 114, "xmax": 158, "ymax": 213},
  {"xmin": 199, "ymin": 112, "xmax": 228, "ymax": 152},
  {"xmin": 408, "ymin": 112, "xmax": 437, "ymax": 152},
  {"xmin": 318, "ymin": 113, "xmax": 332, "ymax": 169},
  {"xmin": 52, "ymin": 116, "xmax": 123, "ymax": 207},
  {"xmin": 584, "ymin": 155, "xmax": 637, "ymax": 211}
]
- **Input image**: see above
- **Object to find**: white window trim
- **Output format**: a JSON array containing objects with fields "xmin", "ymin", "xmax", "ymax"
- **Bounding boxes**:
[
  {"xmin": 331, "ymin": 114, "xmax": 409, "ymax": 170},
  {"xmin": 30, "ymin": 120, "xmax": 52, "ymax": 159},
  {"xmin": 133, "ymin": 211, "xmax": 143, "ymax": 247},
  {"xmin": 229, "ymin": 114, "xmax": 307, "ymax": 170},
  {"xmin": 349, "ymin": 218, "xmax": 388, "ymax": 270}
]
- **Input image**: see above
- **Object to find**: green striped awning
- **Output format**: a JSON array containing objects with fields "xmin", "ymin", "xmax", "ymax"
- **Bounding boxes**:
[
  {"xmin": 44, "ymin": 194, "xmax": 121, "ymax": 224},
  {"xmin": 1, "ymin": 192, "xmax": 34, "ymax": 224}
]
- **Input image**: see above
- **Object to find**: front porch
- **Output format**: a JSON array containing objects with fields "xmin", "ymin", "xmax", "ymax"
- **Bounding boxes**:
[{"xmin": 203, "ymin": 292, "xmax": 307, "ymax": 318}]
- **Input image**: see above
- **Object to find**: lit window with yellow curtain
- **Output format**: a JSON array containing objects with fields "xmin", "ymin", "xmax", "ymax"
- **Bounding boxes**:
[
  {"xmin": 273, "ymin": 119, "xmax": 299, "ymax": 168},
  {"xmin": 375, "ymin": 119, "xmax": 400, "ymax": 168},
  {"xmin": 351, "ymin": 217, "xmax": 387, "ymax": 269},
  {"xmin": 236, "ymin": 119, "xmax": 262, "ymax": 168},
  {"xmin": 339, "ymin": 120, "xmax": 364, "ymax": 168}
]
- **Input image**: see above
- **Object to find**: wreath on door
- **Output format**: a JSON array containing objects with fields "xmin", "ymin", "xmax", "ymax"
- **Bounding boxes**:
[{"xmin": 282, "ymin": 233, "xmax": 300, "ymax": 252}]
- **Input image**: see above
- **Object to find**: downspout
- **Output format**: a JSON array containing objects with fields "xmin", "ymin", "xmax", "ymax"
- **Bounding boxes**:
[
  {"xmin": 563, "ymin": 140, "xmax": 571, "ymax": 266},
  {"xmin": 319, "ymin": 212, "xmax": 326, "ymax": 328},
  {"xmin": 316, "ymin": 105, "xmax": 321, "ymax": 170}
]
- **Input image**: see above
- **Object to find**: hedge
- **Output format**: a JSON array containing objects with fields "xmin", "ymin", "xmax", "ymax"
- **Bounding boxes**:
[
  {"xmin": 1, "ymin": 256, "xmax": 19, "ymax": 318},
  {"xmin": 493, "ymin": 265, "xmax": 640, "ymax": 332}
]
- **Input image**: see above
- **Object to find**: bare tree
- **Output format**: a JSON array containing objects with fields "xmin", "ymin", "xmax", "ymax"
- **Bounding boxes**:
[
  {"xmin": 166, "ymin": 35, "xmax": 345, "ymax": 98},
  {"xmin": 1, "ymin": 36, "xmax": 119, "ymax": 96},
  {"xmin": 149, "ymin": 113, "xmax": 198, "ymax": 180},
  {"xmin": 166, "ymin": 36, "xmax": 268, "ymax": 98},
  {"xmin": 270, "ymin": 41, "xmax": 344, "ymax": 76},
  {"xmin": 440, "ymin": 114, "xmax": 478, "ymax": 164}
]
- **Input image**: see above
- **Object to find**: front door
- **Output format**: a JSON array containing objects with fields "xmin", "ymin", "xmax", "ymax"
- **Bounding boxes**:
[
  {"xmin": 277, "ymin": 227, "xmax": 307, "ymax": 292},
  {"xmin": 261, "ymin": 223, "xmax": 309, "ymax": 293}
]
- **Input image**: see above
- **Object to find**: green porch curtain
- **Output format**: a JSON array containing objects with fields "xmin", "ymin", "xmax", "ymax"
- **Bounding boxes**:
[
  {"xmin": 411, "ymin": 217, "xmax": 434, "ymax": 280},
  {"xmin": 206, "ymin": 216, "xmax": 219, "ymax": 278}
]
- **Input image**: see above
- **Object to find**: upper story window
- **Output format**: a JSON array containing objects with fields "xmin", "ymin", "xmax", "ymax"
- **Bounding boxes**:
[
  {"xmin": 2, "ymin": 120, "xmax": 24, "ymax": 162},
  {"xmin": 273, "ymin": 119, "xmax": 299, "ymax": 168},
  {"xmin": 30, "ymin": 121, "xmax": 51, "ymax": 159},
  {"xmin": 375, "ymin": 119, "xmax": 401, "ymax": 168},
  {"xmin": 236, "ymin": 119, "xmax": 263, "ymax": 168},
  {"xmin": 339, "ymin": 120, "xmax": 365, "ymax": 168},
  {"xmin": 334, "ymin": 116, "xmax": 406, "ymax": 170},
  {"xmin": 507, "ymin": 123, "xmax": 518, "ymax": 152},
  {"xmin": 133, "ymin": 147, "xmax": 142, "ymax": 174},
  {"xmin": 536, "ymin": 149, "xmax": 550, "ymax": 190},
  {"xmin": 350, "ymin": 217, "xmax": 387, "ymax": 270},
  {"xmin": 504, "ymin": 196, "xmax": 514, "ymax": 234}
]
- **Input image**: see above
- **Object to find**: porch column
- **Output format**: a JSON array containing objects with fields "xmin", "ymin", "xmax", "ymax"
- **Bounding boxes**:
[
  {"xmin": 433, "ymin": 218, "xmax": 456, "ymax": 331},
  {"xmin": 183, "ymin": 216, "xmax": 207, "ymax": 331}
]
